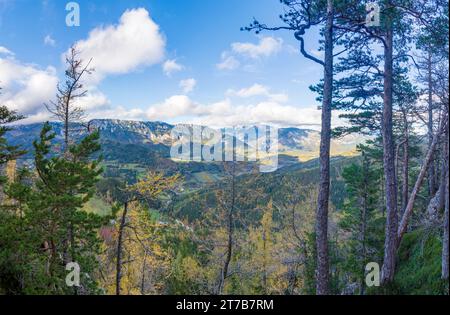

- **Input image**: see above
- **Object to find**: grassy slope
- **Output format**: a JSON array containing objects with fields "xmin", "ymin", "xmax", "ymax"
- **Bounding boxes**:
[
  {"xmin": 393, "ymin": 229, "xmax": 448, "ymax": 295},
  {"xmin": 372, "ymin": 229, "xmax": 449, "ymax": 295}
]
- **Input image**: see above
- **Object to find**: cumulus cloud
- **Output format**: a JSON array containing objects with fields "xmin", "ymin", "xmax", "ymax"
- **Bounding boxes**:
[
  {"xmin": 216, "ymin": 52, "xmax": 240, "ymax": 70},
  {"xmin": 231, "ymin": 37, "xmax": 283, "ymax": 59},
  {"xmin": 227, "ymin": 84, "xmax": 288, "ymax": 103},
  {"xmin": 0, "ymin": 46, "xmax": 13, "ymax": 55},
  {"xmin": 49, "ymin": 8, "xmax": 167, "ymax": 121},
  {"xmin": 0, "ymin": 51, "xmax": 58, "ymax": 119},
  {"xmin": 86, "ymin": 105, "xmax": 146, "ymax": 121},
  {"xmin": 44, "ymin": 35, "xmax": 56, "ymax": 47},
  {"xmin": 72, "ymin": 89, "xmax": 110, "ymax": 112},
  {"xmin": 146, "ymin": 95, "xmax": 195, "ymax": 120},
  {"xmin": 217, "ymin": 37, "xmax": 283, "ymax": 71},
  {"xmin": 69, "ymin": 8, "xmax": 166, "ymax": 83},
  {"xmin": 0, "ymin": 47, "xmax": 113, "ymax": 124},
  {"xmin": 179, "ymin": 78, "xmax": 196, "ymax": 93},
  {"xmin": 187, "ymin": 101, "xmax": 319, "ymax": 127},
  {"xmin": 134, "ymin": 93, "xmax": 344, "ymax": 129},
  {"xmin": 163, "ymin": 59, "xmax": 184, "ymax": 76}
]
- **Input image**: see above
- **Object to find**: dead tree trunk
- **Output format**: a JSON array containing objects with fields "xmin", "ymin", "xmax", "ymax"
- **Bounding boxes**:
[
  {"xmin": 315, "ymin": 0, "xmax": 334, "ymax": 295},
  {"xmin": 397, "ymin": 123, "xmax": 445, "ymax": 245}
]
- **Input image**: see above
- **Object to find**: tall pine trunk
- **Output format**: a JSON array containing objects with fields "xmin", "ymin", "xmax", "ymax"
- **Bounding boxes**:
[
  {"xmin": 380, "ymin": 18, "xmax": 398, "ymax": 285},
  {"xmin": 360, "ymin": 154, "xmax": 369, "ymax": 295},
  {"xmin": 442, "ymin": 163, "xmax": 449, "ymax": 280},
  {"xmin": 315, "ymin": 0, "xmax": 333, "ymax": 295},
  {"xmin": 442, "ymin": 128, "xmax": 449, "ymax": 280},
  {"xmin": 427, "ymin": 51, "xmax": 437, "ymax": 197}
]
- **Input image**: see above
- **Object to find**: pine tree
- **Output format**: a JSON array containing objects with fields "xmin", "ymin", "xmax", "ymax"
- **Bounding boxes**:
[
  {"xmin": 339, "ymin": 148, "xmax": 383, "ymax": 294},
  {"xmin": 2, "ymin": 122, "xmax": 105, "ymax": 294}
]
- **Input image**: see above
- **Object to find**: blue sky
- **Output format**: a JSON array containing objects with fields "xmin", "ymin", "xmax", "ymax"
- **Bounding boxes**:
[{"xmin": 0, "ymin": 0, "xmax": 329, "ymax": 127}]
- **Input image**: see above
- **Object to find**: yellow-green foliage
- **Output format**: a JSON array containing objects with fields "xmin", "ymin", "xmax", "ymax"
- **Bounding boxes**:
[{"xmin": 83, "ymin": 196, "xmax": 111, "ymax": 216}]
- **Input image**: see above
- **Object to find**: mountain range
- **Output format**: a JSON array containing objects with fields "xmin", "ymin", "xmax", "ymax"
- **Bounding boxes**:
[{"xmin": 7, "ymin": 119, "xmax": 360, "ymax": 163}]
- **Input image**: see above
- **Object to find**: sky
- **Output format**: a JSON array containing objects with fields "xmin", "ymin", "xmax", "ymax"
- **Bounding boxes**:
[{"xmin": 0, "ymin": 0, "xmax": 340, "ymax": 128}]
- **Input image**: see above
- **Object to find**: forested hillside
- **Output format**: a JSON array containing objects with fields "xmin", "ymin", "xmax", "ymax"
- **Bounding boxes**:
[{"xmin": 0, "ymin": 0, "xmax": 448, "ymax": 296}]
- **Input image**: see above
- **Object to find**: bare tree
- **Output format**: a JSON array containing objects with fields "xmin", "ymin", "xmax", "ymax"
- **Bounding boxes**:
[
  {"xmin": 46, "ymin": 46, "xmax": 93, "ymax": 150},
  {"xmin": 216, "ymin": 161, "xmax": 237, "ymax": 295}
]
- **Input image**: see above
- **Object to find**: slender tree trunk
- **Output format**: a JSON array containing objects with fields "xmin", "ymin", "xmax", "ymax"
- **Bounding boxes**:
[
  {"xmin": 380, "ymin": 173, "xmax": 385, "ymax": 218},
  {"xmin": 441, "ymin": 126, "xmax": 449, "ymax": 279},
  {"xmin": 427, "ymin": 51, "xmax": 437, "ymax": 197},
  {"xmin": 360, "ymin": 155, "xmax": 369, "ymax": 295},
  {"xmin": 402, "ymin": 111, "xmax": 409, "ymax": 214},
  {"xmin": 140, "ymin": 251, "xmax": 148, "ymax": 295},
  {"xmin": 315, "ymin": 0, "xmax": 333, "ymax": 295},
  {"xmin": 398, "ymin": 124, "xmax": 444, "ymax": 244},
  {"xmin": 263, "ymin": 229, "xmax": 268, "ymax": 295},
  {"xmin": 64, "ymin": 109, "xmax": 69, "ymax": 150},
  {"xmin": 381, "ymin": 20, "xmax": 398, "ymax": 285},
  {"xmin": 218, "ymin": 162, "xmax": 236, "ymax": 294},
  {"xmin": 438, "ymin": 129, "xmax": 449, "ymax": 212},
  {"xmin": 116, "ymin": 201, "xmax": 129, "ymax": 296},
  {"xmin": 442, "ymin": 160, "xmax": 449, "ymax": 280}
]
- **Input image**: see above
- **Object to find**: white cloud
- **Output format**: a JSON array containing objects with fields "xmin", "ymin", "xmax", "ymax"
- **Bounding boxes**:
[
  {"xmin": 163, "ymin": 59, "xmax": 184, "ymax": 76},
  {"xmin": 0, "ymin": 52, "xmax": 58, "ymax": 117},
  {"xmin": 216, "ymin": 52, "xmax": 240, "ymax": 71},
  {"xmin": 227, "ymin": 84, "xmax": 289, "ymax": 103},
  {"xmin": 44, "ymin": 35, "xmax": 56, "ymax": 47},
  {"xmin": 86, "ymin": 105, "xmax": 146, "ymax": 122},
  {"xmin": 69, "ymin": 8, "xmax": 166, "ymax": 83},
  {"xmin": 231, "ymin": 37, "xmax": 283, "ymax": 59},
  {"xmin": 217, "ymin": 37, "xmax": 283, "ymax": 71},
  {"xmin": 133, "ymin": 93, "xmax": 344, "ymax": 129},
  {"xmin": 0, "ymin": 47, "xmax": 113, "ymax": 123},
  {"xmin": 49, "ymin": 8, "xmax": 168, "ymax": 121},
  {"xmin": 73, "ymin": 89, "xmax": 110, "ymax": 112},
  {"xmin": 179, "ymin": 78, "xmax": 196, "ymax": 93},
  {"xmin": 186, "ymin": 101, "xmax": 345, "ymax": 129},
  {"xmin": 0, "ymin": 46, "xmax": 13, "ymax": 55},
  {"xmin": 146, "ymin": 95, "xmax": 196, "ymax": 120}
]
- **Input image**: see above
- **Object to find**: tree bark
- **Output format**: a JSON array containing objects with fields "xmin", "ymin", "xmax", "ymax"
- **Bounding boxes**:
[
  {"xmin": 442, "ymin": 160, "xmax": 449, "ymax": 280},
  {"xmin": 315, "ymin": 0, "xmax": 333, "ymax": 295},
  {"xmin": 116, "ymin": 201, "xmax": 129, "ymax": 296},
  {"xmin": 360, "ymin": 154, "xmax": 369, "ymax": 295},
  {"xmin": 380, "ymin": 18, "xmax": 398, "ymax": 285},
  {"xmin": 397, "ymin": 125, "xmax": 444, "ymax": 244},
  {"xmin": 401, "ymin": 111, "xmax": 409, "ymax": 215},
  {"xmin": 427, "ymin": 50, "xmax": 437, "ymax": 197},
  {"xmin": 218, "ymin": 162, "xmax": 236, "ymax": 294},
  {"xmin": 442, "ymin": 127, "xmax": 449, "ymax": 280}
]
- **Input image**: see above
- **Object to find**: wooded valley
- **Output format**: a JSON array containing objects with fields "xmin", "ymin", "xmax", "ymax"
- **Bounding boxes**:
[{"xmin": 0, "ymin": 0, "xmax": 449, "ymax": 296}]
